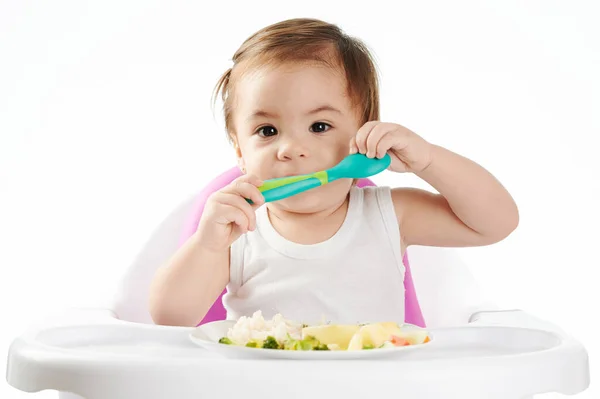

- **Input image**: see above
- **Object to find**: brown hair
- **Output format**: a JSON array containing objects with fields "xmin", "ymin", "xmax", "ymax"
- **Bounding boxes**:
[{"xmin": 212, "ymin": 18, "xmax": 380, "ymax": 140}]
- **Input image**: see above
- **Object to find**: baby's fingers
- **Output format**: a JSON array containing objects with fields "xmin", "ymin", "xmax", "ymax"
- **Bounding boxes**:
[
  {"xmin": 349, "ymin": 136, "xmax": 358, "ymax": 154},
  {"xmin": 365, "ymin": 124, "xmax": 389, "ymax": 158},
  {"xmin": 375, "ymin": 133, "xmax": 397, "ymax": 159},
  {"xmin": 238, "ymin": 173, "xmax": 263, "ymax": 188},
  {"xmin": 214, "ymin": 192, "xmax": 257, "ymax": 231},
  {"xmin": 215, "ymin": 204, "xmax": 250, "ymax": 232},
  {"xmin": 224, "ymin": 179, "xmax": 265, "ymax": 207},
  {"xmin": 354, "ymin": 121, "xmax": 379, "ymax": 155}
]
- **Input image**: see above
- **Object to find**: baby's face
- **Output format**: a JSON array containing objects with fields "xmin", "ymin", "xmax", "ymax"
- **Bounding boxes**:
[{"xmin": 232, "ymin": 62, "xmax": 361, "ymax": 213}]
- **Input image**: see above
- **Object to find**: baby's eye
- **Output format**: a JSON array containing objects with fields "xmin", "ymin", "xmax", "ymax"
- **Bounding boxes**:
[
  {"xmin": 257, "ymin": 126, "xmax": 278, "ymax": 137},
  {"xmin": 310, "ymin": 122, "xmax": 331, "ymax": 133}
]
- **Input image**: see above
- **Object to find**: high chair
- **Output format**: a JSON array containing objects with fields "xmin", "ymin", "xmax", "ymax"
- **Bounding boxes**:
[{"xmin": 6, "ymin": 168, "xmax": 590, "ymax": 399}]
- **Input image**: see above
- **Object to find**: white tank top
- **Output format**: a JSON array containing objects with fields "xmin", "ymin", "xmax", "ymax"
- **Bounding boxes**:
[{"xmin": 222, "ymin": 185, "xmax": 405, "ymax": 325}]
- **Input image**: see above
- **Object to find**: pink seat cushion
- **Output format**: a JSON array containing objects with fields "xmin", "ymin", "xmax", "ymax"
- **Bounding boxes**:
[{"xmin": 178, "ymin": 167, "xmax": 425, "ymax": 327}]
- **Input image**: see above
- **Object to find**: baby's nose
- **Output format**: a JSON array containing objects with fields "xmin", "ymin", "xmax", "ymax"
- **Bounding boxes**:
[{"xmin": 277, "ymin": 138, "xmax": 310, "ymax": 161}]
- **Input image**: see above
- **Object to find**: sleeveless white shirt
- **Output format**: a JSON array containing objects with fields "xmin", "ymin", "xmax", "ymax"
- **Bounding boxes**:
[{"xmin": 222, "ymin": 186, "xmax": 405, "ymax": 325}]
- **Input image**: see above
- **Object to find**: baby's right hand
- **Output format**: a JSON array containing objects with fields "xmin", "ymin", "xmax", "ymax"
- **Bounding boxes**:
[{"xmin": 196, "ymin": 174, "xmax": 265, "ymax": 252}]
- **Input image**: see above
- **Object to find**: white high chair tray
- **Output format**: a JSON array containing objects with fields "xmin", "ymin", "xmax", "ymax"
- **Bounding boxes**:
[{"xmin": 6, "ymin": 309, "xmax": 589, "ymax": 399}]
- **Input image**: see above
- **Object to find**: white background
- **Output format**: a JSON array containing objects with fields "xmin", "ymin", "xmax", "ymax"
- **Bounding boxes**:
[{"xmin": 1, "ymin": 0, "xmax": 598, "ymax": 397}]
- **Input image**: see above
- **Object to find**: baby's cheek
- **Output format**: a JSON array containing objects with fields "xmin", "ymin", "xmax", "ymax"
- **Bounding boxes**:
[
  {"xmin": 244, "ymin": 160, "xmax": 268, "ymax": 179},
  {"xmin": 327, "ymin": 147, "xmax": 352, "ymax": 169}
]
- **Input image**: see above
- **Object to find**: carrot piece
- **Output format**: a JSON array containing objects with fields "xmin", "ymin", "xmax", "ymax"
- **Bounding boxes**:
[{"xmin": 390, "ymin": 335, "xmax": 410, "ymax": 346}]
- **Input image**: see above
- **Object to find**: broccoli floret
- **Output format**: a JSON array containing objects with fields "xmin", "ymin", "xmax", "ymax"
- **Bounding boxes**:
[
  {"xmin": 363, "ymin": 344, "xmax": 374, "ymax": 350},
  {"xmin": 262, "ymin": 336, "xmax": 282, "ymax": 349},
  {"xmin": 219, "ymin": 337, "xmax": 233, "ymax": 345},
  {"xmin": 284, "ymin": 339, "xmax": 309, "ymax": 350},
  {"xmin": 296, "ymin": 335, "xmax": 329, "ymax": 351},
  {"xmin": 246, "ymin": 341, "xmax": 258, "ymax": 348},
  {"xmin": 299, "ymin": 339, "xmax": 313, "ymax": 351},
  {"xmin": 280, "ymin": 334, "xmax": 329, "ymax": 351}
]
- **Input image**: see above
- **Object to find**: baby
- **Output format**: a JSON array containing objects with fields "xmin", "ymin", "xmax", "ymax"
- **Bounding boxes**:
[{"xmin": 149, "ymin": 18, "xmax": 519, "ymax": 327}]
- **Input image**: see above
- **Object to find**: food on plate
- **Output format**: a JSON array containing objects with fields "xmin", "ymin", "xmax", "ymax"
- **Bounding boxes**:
[{"xmin": 218, "ymin": 311, "xmax": 430, "ymax": 351}]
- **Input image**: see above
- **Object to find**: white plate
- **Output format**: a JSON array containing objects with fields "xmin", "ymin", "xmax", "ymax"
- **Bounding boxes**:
[{"xmin": 189, "ymin": 320, "xmax": 433, "ymax": 360}]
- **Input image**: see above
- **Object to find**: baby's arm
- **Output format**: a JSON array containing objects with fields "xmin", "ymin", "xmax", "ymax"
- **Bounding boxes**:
[
  {"xmin": 392, "ymin": 144, "xmax": 519, "ymax": 249},
  {"xmin": 149, "ymin": 174, "xmax": 264, "ymax": 327},
  {"xmin": 149, "ymin": 234, "xmax": 229, "ymax": 327}
]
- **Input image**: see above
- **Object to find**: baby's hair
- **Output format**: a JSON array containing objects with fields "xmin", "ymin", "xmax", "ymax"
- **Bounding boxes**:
[{"xmin": 212, "ymin": 18, "xmax": 380, "ymax": 141}]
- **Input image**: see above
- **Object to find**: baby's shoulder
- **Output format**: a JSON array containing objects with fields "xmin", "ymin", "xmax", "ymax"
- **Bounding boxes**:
[{"xmin": 356, "ymin": 185, "xmax": 429, "ymax": 224}]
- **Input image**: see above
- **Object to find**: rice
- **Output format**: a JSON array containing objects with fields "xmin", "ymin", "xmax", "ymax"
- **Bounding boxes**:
[{"xmin": 226, "ymin": 311, "xmax": 303, "ymax": 345}]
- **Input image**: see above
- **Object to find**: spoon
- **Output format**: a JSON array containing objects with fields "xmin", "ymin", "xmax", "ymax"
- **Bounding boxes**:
[{"xmin": 249, "ymin": 153, "xmax": 391, "ymax": 203}]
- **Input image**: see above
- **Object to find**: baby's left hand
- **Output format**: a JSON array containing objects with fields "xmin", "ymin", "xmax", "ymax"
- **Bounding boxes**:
[{"xmin": 350, "ymin": 121, "xmax": 433, "ymax": 173}]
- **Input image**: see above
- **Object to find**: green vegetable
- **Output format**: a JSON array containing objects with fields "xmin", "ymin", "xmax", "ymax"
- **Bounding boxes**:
[
  {"xmin": 262, "ymin": 336, "xmax": 282, "ymax": 349},
  {"xmin": 363, "ymin": 344, "xmax": 374, "ymax": 350},
  {"xmin": 299, "ymin": 340, "xmax": 313, "ymax": 351},
  {"xmin": 219, "ymin": 334, "xmax": 330, "ymax": 351},
  {"xmin": 314, "ymin": 343, "xmax": 329, "ymax": 350},
  {"xmin": 283, "ymin": 339, "xmax": 299, "ymax": 350},
  {"xmin": 283, "ymin": 335, "xmax": 329, "ymax": 351}
]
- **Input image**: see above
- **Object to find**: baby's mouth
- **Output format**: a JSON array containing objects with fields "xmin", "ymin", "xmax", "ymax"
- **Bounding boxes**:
[{"xmin": 274, "ymin": 171, "xmax": 311, "ymax": 179}]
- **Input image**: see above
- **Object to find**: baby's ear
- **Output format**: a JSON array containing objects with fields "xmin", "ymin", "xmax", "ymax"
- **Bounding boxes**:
[
  {"xmin": 237, "ymin": 158, "xmax": 246, "ymax": 173},
  {"xmin": 232, "ymin": 139, "xmax": 246, "ymax": 172}
]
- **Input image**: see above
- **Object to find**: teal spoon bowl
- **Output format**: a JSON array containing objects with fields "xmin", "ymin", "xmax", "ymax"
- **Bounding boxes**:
[{"xmin": 250, "ymin": 153, "xmax": 391, "ymax": 203}]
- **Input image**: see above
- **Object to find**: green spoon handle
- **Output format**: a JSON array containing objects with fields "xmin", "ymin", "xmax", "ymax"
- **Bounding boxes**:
[
  {"xmin": 247, "ymin": 177, "xmax": 323, "ymax": 204},
  {"xmin": 258, "ymin": 171, "xmax": 328, "ymax": 192}
]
